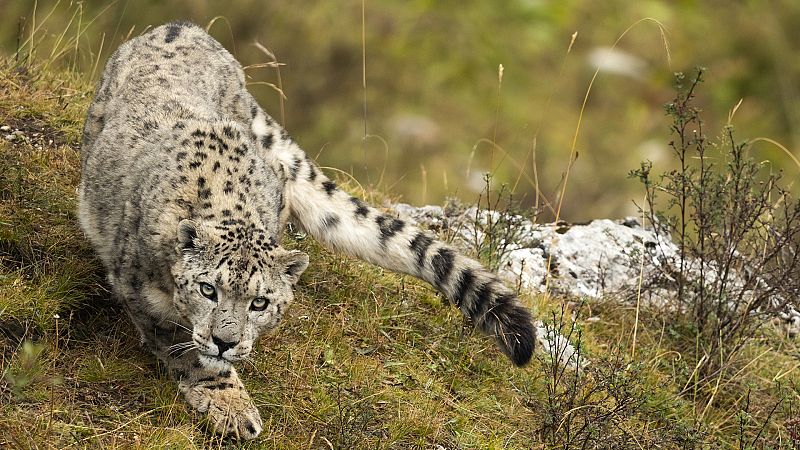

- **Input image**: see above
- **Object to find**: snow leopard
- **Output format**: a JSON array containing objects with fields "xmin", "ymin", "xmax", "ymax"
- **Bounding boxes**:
[{"xmin": 78, "ymin": 21, "xmax": 535, "ymax": 440}]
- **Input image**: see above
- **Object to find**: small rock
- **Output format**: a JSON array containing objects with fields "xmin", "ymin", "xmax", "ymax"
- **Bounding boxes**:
[
  {"xmin": 0, "ymin": 125, "xmax": 10, "ymax": 132},
  {"xmin": 4, "ymin": 134, "xmax": 15, "ymax": 141},
  {"xmin": 13, "ymin": 130, "xmax": 25, "ymax": 137}
]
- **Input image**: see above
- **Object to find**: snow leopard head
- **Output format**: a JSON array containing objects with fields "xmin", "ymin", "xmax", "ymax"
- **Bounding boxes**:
[{"xmin": 171, "ymin": 219, "xmax": 308, "ymax": 367}]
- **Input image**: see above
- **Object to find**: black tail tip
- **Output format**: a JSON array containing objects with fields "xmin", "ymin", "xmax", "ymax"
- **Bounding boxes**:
[
  {"xmin": 505, "ymin": 324, "xmax": 535, "ymax": 367},
  {"xmin": 494, "ymin": 305, "xmax": 536, "ymax": 367},
  {"xmin": 471, "ymin": 289, "xmax": 536, "ymax": 367}
]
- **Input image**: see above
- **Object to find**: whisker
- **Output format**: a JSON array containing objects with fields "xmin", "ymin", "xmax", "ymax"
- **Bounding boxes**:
[
  {"xmin": 240, "ymin": 356, "xmax": 265, "ymax": 375},
  {"xmin": 168, "ymin": 341, "xmax": 194, "ymax": 351},
  {"xmin": 175, "ymin": 346, "xmax": 198, "ymax": 358},
  {"xmin": 168, "ymin": 320, "xmax": 192, "ymax": 332},
  {"xmin": 167, "ymin": 341, "xmax": 197, "ymax": 357},
  {"xmin": 172, "ymin": 347, "xmax": 196, "ymax": 358}
]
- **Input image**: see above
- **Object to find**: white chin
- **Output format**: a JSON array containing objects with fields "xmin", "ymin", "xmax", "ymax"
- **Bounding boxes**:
[{"xmin": 198, "ymin": 354, "xmax": 232, "ymax": 370}]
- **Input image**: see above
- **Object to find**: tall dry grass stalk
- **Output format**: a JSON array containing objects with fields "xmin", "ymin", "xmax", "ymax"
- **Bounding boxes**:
[{"xmin": 544, "ymin": 18, "xmax": 672, "ymax": 292}]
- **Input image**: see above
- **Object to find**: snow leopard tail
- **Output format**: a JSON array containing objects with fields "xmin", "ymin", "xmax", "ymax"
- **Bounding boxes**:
[{"xmin": 251, "ymin": 115, "xmax": 535, "ymax": 366}]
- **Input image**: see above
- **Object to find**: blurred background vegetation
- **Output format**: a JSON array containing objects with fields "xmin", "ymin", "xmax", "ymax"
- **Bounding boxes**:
[{"xmin": 2, "ymin": 0, "xmax": 799, "ymax": 221}]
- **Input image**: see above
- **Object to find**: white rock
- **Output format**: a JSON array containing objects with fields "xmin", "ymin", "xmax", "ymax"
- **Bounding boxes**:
[{"xmin": 393, "ymin": 203, "xmax": 800, "ymax": 339}]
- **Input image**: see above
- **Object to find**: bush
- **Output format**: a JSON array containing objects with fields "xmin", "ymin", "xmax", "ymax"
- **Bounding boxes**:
[{"xmin": 630, "ymin": 68, "xmax": 800, "ymax": 378}]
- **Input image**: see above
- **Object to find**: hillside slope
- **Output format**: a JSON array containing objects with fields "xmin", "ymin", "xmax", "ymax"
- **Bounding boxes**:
[{"xmin": 0, "ymin": 62, "xmax": 797, "ymax": 449}]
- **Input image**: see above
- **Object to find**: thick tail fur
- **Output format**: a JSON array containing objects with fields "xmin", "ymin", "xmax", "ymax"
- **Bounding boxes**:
[{"xmin": 250, "ymin": 112, "xmax": 535, "ymax": 366}]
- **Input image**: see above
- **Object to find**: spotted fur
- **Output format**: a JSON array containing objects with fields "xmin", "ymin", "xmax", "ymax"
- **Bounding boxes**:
[{"xmin": 79, "ymin": 21, "xmax": 535, "ymax": 441}]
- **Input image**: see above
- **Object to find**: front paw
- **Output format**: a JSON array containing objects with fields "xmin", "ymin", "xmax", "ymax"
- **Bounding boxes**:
[{"xmin": 181, "ymin": 382, "xmax": 263, "ymax": 440}]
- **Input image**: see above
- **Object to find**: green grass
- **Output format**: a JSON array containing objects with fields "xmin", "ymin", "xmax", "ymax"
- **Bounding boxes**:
[{"xmin": 1, "ymin": 59, "xmax": 798, "ymax": 449}]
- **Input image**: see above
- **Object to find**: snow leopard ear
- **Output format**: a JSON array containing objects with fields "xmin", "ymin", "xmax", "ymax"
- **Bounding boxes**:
[
  {"xmin": 275, "ymin": 250, "xmax": 309, "ymax": 285},
  {"xmin": 177, "ymin": 219, "xmax": 198, "ymax": 253}
]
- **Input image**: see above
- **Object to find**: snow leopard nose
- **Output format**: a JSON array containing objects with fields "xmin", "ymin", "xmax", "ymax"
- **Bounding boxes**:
[{"xmin": 212, "ymin": 335, "xmax": 239, "ymax": 355}]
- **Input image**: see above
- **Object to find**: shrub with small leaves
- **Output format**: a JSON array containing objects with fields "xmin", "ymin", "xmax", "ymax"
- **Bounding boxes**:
[{"xmin": 630, "ymin": 68, "xmax": 800, "ymax": 378}]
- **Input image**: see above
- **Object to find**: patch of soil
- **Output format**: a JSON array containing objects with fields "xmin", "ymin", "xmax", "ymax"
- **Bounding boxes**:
[{"xmin": 1, "ymin": 114, "xmax": 74, "ymax": 149}]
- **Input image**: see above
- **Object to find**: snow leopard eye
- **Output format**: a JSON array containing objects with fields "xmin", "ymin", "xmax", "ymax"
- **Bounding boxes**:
[
  {"xmin": 199, "ymin": 282, "xmax": 217, "ymax": 301},
  {"xmin": 250, "ymin": 297, "xmax": 269, "ymax": 311}
]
